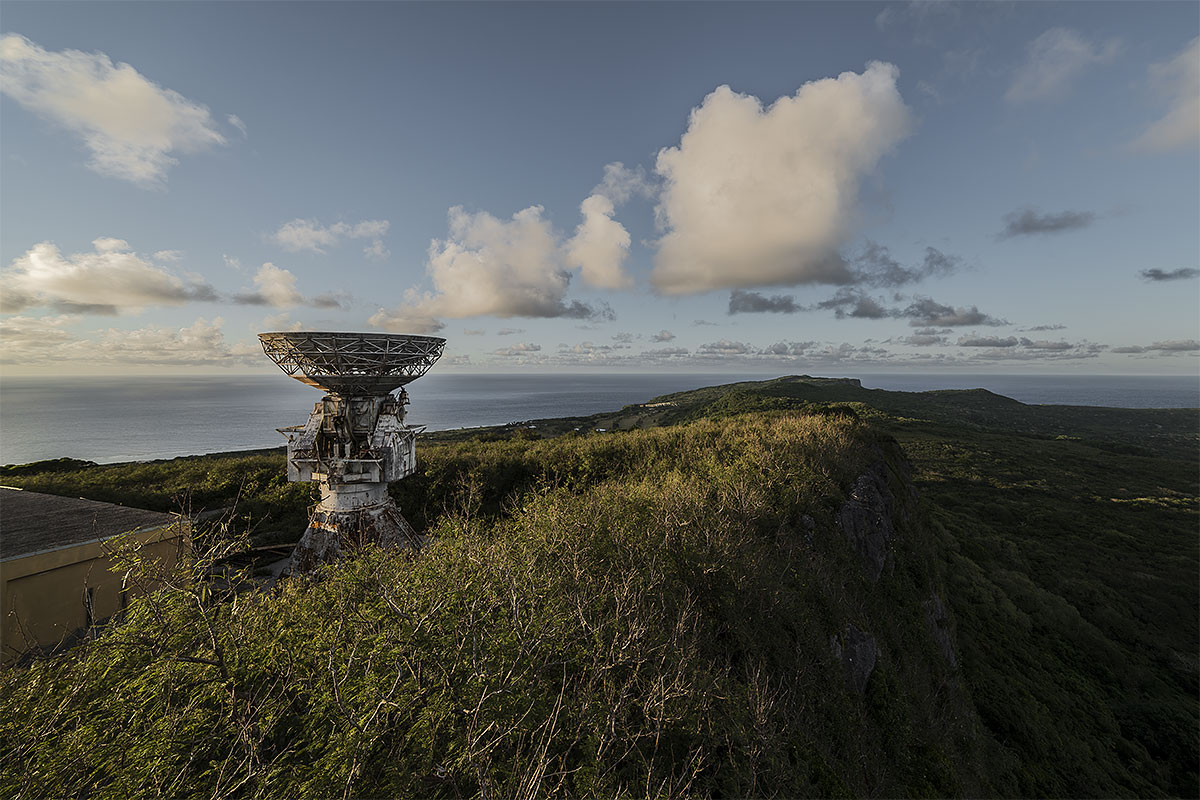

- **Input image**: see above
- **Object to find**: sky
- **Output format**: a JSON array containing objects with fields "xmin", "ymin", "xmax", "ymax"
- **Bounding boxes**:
[{"xmin": 1, "ymin": 1, "xmax": 1197, "ymax": 376}]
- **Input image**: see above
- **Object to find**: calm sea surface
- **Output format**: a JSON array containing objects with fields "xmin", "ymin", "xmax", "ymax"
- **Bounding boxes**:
[{"xmin": 1, "ymin": 372, "xmax": 1196, "ymax": 466}]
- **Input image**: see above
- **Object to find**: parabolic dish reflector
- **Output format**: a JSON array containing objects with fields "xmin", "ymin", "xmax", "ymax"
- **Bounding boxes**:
[{"xmin": 258, "ymin": 331, "xmax": 446, "ymax": 395}]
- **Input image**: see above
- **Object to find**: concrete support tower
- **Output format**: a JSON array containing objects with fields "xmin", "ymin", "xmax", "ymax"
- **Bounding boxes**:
[{"xmin": 258, "ymin": 332, "xmax": 446, "ymax": 574}]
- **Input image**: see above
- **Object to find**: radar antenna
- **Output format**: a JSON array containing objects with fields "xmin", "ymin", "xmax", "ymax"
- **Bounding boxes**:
[{"xmin": 258, "ymin": 331, "xmax": 446, "ymax": 573}]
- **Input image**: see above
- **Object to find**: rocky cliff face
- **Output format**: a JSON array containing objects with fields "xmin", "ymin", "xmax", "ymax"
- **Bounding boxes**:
[{"xmin": 812, "ymin": 440, "xmax": 987, "ymax": 793}]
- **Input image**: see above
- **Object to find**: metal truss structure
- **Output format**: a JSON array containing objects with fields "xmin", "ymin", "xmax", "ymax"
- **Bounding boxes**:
[{"xmin": 258, "ymin": 331, "xmax": 446, "ymax": 396}]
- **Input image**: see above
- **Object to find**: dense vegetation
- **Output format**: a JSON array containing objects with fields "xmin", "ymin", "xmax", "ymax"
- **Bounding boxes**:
[
  {"xmin": 2, "ymin": 413, "xmax": 983, "ymax": 797},
  {"xmin": 2, "ymin": 376, "xmax": 1196, "ymax": 797},
  {"xmin": 0, "ymin": 449, "xmax": 313, "ymax": 543}
]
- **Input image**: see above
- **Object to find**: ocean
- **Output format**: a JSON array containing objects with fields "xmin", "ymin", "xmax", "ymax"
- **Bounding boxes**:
[{"xmin": 1, "ymin": 372, "xmax": 1196, "ymax": 466}]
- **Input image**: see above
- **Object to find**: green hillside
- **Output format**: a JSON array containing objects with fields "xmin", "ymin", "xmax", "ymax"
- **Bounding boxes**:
[{"xmin": 1, "ymin": 376, "xmax": 1196, "ymax": 797}]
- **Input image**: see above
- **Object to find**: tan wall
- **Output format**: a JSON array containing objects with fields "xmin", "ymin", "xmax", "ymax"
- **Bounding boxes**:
[{"xmin": 1, "ymin": 523, "xmax": 191, "ymax": 664}]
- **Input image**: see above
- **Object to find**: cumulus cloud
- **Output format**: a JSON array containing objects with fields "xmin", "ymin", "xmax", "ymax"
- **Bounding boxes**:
[
  {"xmin": 493, "ymin": 342, "xmax": 542, "ymax": 357},
  {"xmin": 310, "ymin": 291, "xmax": 349, "ymax": 310},
  {"xmin": 372, "ymin": 205, "xmax": 613, "ymax": 333},
  {"xmin": 901, "ymin": 297, "xmax": 1006, "ymax": 327},
  {"xmin": 1148, "ymin": 340, "xmax": 1199, "ymax": 352},
  {"xmin": 272, "ymin": 218, "xmax": 391, "ymax": 259},
  {"xmin": 963, "ymin": 341, "xmax": 1106, "ymax": 362},
  {"xmin": 1006, "ymin": 28, "xmax": 1120, "ymax": 103},
  {"xmin": 652, "ymin": 329, "xmax": 676, "ymax": 342},
  {"xmin": 595, "ymin": 161, "xmax": 655, "ymax": 204},
  {"xmin": 698, "ymin": 340, "xmax": 753, "ymax": 355},
  {"xmin": 1019, "ymin": 323, "xmax": 1066, "ymax": 332},
  {"xmin": 728, "ymin": 289, "xmax": 800, "ymax": 314},
  {"xmin": 810, "ymin": 288, "xmax": 1005, "ymax": 327},
  {"xmin": 2, "ymin": 238, "xmax": 217, "ymax": 314},
  {"xmin": 651, "ymin": 61, "xmax": 912, "ymax": 294},
  {"xmin": 562, "ymin": 341, "xmax": 615, "ymax": 356},
  {"xmin": 363, "ymin": 239, "xmax": 390, "ymax": 261},
  {"xmin": 230, "ymin": 263, "xmax": 305, "ymax": 308},
  {"xmin": 1107, "ymin": 341, "xmax": 1199, "ymax": 355},
  {"xmin": 0, "ymin": 314, "xmax": 78, "ymax": 362},
  {"xmin": 87, "ymin": 317, "xmax": 256, "ymax": 364},
  {"xmin": 562, "ymin": 163, "xmax": 653, "ymax": 290},
  {"xmin": 0, "ymin": 315, "xmax": 255, "ymax": 365},
  {"xmin": 367, "ymin": 301, "xmax": 445, "ymax": 334},
  {"xmin": 643, "ymin": 346, "xmax": 689, "ymax": 357},
  {"xmin": 1140, "ymin": 267, "xmax": 1199, "ymax": 282},
  {"xmin": 564, "ymin": 193, "xmax": 633, "ymax": 289},
  {"xmin": 1018, "ymin": 338, "xmax": 1075, "ymax": 351},
  {"xmin": 899, "ymin": 333, "xmax": 948, "ymax": 346},
  {"xmin": 1131, "ymin": 37, "xmax": 1199, "ymax": 152},
  {"xmin": 759, "ymin": 341, "xmax": 815, "ymax": 356},
  {"xmin": 496, "ymin": 328, "xmax": 525, "ymax": 336},
  {"xmin": 0, "ymin": 34, "xmax": 226, "ymax": 186},
  {"xmin": 817, "ymin": 288, "xmax": 891, "ymax": 319},
  {"xmin": 958, "ymin": 335, "xmax": 1019, "ymax": 347},
  {"xmin": 261, "ymin": 311, "xmax": 305, "ymax": 332},
  {"xmin": 854, "ymin": 243, "xmax": 960, "ymax": 286},
  {"xmin": 999, "ymin": 208, "xmax": 1096, "ymax": 238}
]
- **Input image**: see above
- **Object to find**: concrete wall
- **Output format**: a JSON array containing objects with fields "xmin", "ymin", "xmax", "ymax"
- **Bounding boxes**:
[{"xmin": 1, "ymin": 523, "xmax": 191, "ymax": 664}]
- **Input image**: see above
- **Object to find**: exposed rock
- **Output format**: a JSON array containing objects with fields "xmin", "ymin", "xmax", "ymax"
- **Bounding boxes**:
[
  {"xmin": 837, "ymin": 462, "xmax": 896, "ymax": 581},
  {"xmin": 923, "ymin": 593, "xmax": 959, "ymax": 670},
  {"xmin": 831, "ymin": 623, "xmax": 878, "ymax": 695}
]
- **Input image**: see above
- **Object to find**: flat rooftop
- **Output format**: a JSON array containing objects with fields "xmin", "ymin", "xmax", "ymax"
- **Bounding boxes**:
[{"xmin": 0, "ymin": 487, "xmax": 181, "ymax": 560}]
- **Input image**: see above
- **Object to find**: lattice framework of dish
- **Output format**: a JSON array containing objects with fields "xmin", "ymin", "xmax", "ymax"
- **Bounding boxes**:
[{"xmin": 258, "ymin": 332, "xmax": 446, "ymax": 395}]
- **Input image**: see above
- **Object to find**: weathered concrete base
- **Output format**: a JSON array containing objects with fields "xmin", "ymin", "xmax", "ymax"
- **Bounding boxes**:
[{"xmin": 287, "ymin": 497, "xmax": 421, "ymax": 575}]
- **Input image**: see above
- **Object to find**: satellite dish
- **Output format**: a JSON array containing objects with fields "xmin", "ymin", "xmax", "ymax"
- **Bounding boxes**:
[
  {"xmin": 257, "ymin": 331, "xmax": 448, "ymax": 574},
  {"xmin": 258, "ymin": 331, "xmax": 446, "ymax": 396}
]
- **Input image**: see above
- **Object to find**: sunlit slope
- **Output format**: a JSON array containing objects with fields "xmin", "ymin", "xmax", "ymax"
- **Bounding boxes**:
[{"xmin": 2, "ymin": 413, "xmax": 987, "ymax": 798}]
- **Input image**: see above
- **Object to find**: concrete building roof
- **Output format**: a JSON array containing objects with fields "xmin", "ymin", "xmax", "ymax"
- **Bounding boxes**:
[{"xmin": 0, "ymin": 487, "xmax": 181, "ymax": 560}]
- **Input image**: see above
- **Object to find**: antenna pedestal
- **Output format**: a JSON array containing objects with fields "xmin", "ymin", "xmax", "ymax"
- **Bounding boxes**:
[
  {"xmin": 279, "ymin": 392, "xmax": 424, "ymax": 574},
  {"xmin": 288, "ymin": 485, "xmax": 420, "ymax": 574}
]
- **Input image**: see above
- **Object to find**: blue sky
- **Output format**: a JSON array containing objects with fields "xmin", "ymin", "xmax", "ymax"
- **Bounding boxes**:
[{"xmin": 1, "ymin": 1, "xmax": 1197, "ymax": 375}]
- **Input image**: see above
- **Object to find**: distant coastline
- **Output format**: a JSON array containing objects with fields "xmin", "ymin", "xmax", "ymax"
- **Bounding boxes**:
[{"xmin": 2, "ymin": 372, "xmax": 1197, "ymax": 467}]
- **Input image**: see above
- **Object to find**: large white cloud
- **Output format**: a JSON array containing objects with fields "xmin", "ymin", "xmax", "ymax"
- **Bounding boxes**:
[
  {"xmin": 651, "ymin": 61, "xmax": 912, "ymax": 294},
  {"xmin": 1131, "ymin": 37, "xmax": 1199, "ymax": 152},
  {"xmin": 372, "ymin": 204, "xmax": 611, "ymax": 333},
  {"xmin": 1005, "ymin": 28, "xmax": 1120, "ymax": 104},
  {"xmin": 0, "ymin": 33, "xmax": 227, "ymax": 186},
  {"xmin": 2, "ymin": 238, "xmax": 216, "ymax": 314},
  {"xmin": 375, "ymin": 163, "xmax": 644, "ymax": 331}
]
